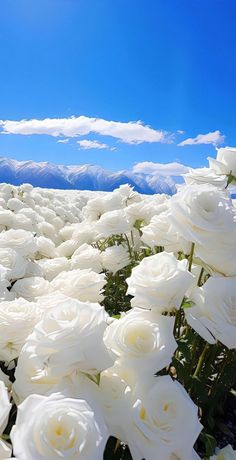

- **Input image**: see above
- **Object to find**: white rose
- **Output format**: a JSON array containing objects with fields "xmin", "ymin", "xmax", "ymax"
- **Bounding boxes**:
[
  {"xmin": 210, "ymin": 445, "xmax": 236, "ymax": 459},
  {"xmin": 0, "ymin": 267, "xmax": 10, "ymax": 299},
  {"xmin": 113, "ymin": 184, "xmax": 140, "ymax": 206},
  {"xmin": 183, "ymin": 167, "xmax": 227, "ymax": 188},
  {"xmin": 99, "ymin": 365, "xmax": 134, "ymax": 442},
  {"xmin": 0, "ymin": 439, "xmax": 12, "ymax": 459},
  {"xmin": 0, "ymin": 380, "xmax": 11, "ymax": 435},
  {"xmin": 83, "ymin": 194, "xmax": 123, "ymax": 221},
  {"xmin": 0, "ymin": 248, "xmax": 27, "ymax": 281},
  {"xmin": 24, "ymin": 299, "xmax": 114, "ymax": 379},
  {"xmin": 56, "ymin": 239, "xmax": 81, "ymax": 257},
  {"xmin": 0, "ymin": 209, "xmax": 14, "ymax": 228},
  {"xmin": 104, "ymin": 307, "xmax": 177, "ymax": 373},
  {"xmin": 95, "ymin": 209, "xmax": 131, "ymax": 238},
  {"xmin": 125, "ymin": 197, "xmax": 168, "ymax": 226},
  {"xmin": 24, "ymin": 261, "xmax": 43, "ymax": 278},
  {"xmin": 59, "ymin": 224, "xmax": 78, "ymax": 241},
  {"xmin": 71, "ymin": 222, "xmax": 97, "ymax": 245},
  {"xmin": 36, "ymin": 221, "xmax": 58, "ymax": 243},
  {"xmin": 37, "ymin": 257, "xmax": 70, "ymax": 281},
  {"xmin": 126, "ymin": 252, "xmax": 194, "ymax": 312},
  {"xmin": 12, "ymin": 277, "xmax": 52, "ymax": 301},
  {"xmin": 11, "ymin": 393, "xmax": 108, "ymax": 460},
  {"xmin": 100, "ymin": 371, "xmax": 202, "ymax": 460},
  {"xmin": 0, "ymin": 298, "xmax": 41, "ymax": 361},
  {"xmin": 129, "ymin": 376, "xmax": 202, "ymax": 460},
  {"xmin": 169, "ymin": 184, "xmax": 235, "ymax": 246},
  {"xmin": 35, "ymin": 292, "xmax": 73, "ymax": 311},
  {"xmin": 35, "ymin": 236, "xmax": 57, "ymax": 259},
  {"xmin": 12, "ymin": 213, "xmax": 34, "ymax": 232},
  {"xmin": 0, "ymin": 229, "xmax": 37, "ymax": 257},
  {"xmin": 186, "ymin": 277, "xmax": 236, "ymax": 349},
  {"xmin": 141, "ymin": 210, "xmax": 191, "ymax": 253},
  {"xmin": 13, "ymin": 348, "xmax": 60, "ymax": 403},
  {"xmin": 51, "ymin": 269, "xmax": 106, "ymax": 303},
  {"xmin": 7, "ymin": 197, "xmax": 24, "ymax": 212},
  {"xmin": 209, "ymin": 146, "xmax": 236, "ymax": 178},
  {"xmin": 101, "ymin": 244, "xmax": 130, "ymax": 274},
  {"xmin": 71, "ymin": 243, "xmax": 103, "ymax": 273},
  {"xmin": 195, "ymin": 235, "xmax": 236, "ymax": 276}
]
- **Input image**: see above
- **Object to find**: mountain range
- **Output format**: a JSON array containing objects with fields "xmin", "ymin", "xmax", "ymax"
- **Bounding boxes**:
[{"xmin": 0, "ymin": 157, "xmax": 182, "ymax": 194}]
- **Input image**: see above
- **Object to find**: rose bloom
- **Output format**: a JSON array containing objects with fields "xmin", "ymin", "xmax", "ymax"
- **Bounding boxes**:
[
  {"xmin": 0, "ymin": 248, "xmax": 27, "ymax": 281},
  {"xmin": 0, "ymin": 229, "xmax": 37, "ymax": 257},
  {"xmin": 124, "ymin": 196, "xmax": 168, "ymax": 226},
  {"xmin": 183, "ymin": 167, "xmax": 227, "ymax": 188},
  {"xmin": 0, "ymin": 298, "xmax": 41, "ymax": 362},
  {"xmin": 104, "ymin": 307, "xmax": 177, "ymax": 374},
  {"xmin": 12, "ymin": 276, "xmax": 52, "ymax": 301},
  {"xmin": 13, "ymin": 348, "xmax": 61, "ymax": 403},
  {"xmin": 0, "ymin": 380, "xmax": 11, "ymax": 435},
  {"xmin": 127, "ymin": 376, "xmax": 202, "ymax": 460},
  {"xmin": 101, "ymin": 244, "xmax": 130, "ymax": 274},
  {"xmin": 35, "ymin": 236, "xmax": 57, "ymax": 259},
  {"xmin": 186, "ymin": 276, "xmax": 236, "ymax": 349},
  {"xmin": 71, "ymin": 243, "xmax": 103, "ymax": 273},
  {"xmin": 23, "ymin": 299, "xmax": 114, "ymax": 380},
  {"xmin": 95, "ymin": 209, "xmax": 131, "ymax": 238},
  {"xmin": 56, "ymin": 239, "xmax": 82, "ymax": 258},
  {"xmin": 71, "ymin": 222, "xmax": 97, "ymax": 246},
  {"xmin": 169, "ymin": 184, "xmax": 236, "ymax": 246},
  {"xmin": 210, "ymin": 444, "xmax": 236, "ymax": 460},
  {"xmin": 51, "ymin": 268, "xmax": 106, "ymax": 303},
  {"xmin": 24, "ymin": 261, "xmax": 43, "ymax": 278},
  {"xmin": 100, "ymin": 369, "xmax": 202, "ymax": 460},
  {"xmin": 36, "ymin": 257, "xmax": 70, "ymax": 281},
  {"xmin": 141, "ymin": 210, "xmax": 191, "ymax": 254},
  {"xmin": 126, "ymin": 252, "xmax": 193, "ymax": 312},
  {"xmin": 113, "ymin": 184, "xmax": 140, "ymax": 206},
  {"xmin": 82, "ymin": 194, "xmax": 123, "ymax": 222},
  {"xmin": 195, "ymin": 233, "xmax": 236, "ymax": 276},
  {"xmin": 35, "ymin": 292, "xmax": 73, "ymax": 312},
  {"xmin": 0, "ymin": 208, "xmax": 14, "ymax": 228},
  {"xmin": 0, "ymin": 439, "xmax": 12, "ymax": 458},
  {"xmin": 11, "ymin": 393, "xmax": 108, "ymax": 460},
  {"xmin": 209, "ymin": 146, "xmax": 236, "ymax": 178}
]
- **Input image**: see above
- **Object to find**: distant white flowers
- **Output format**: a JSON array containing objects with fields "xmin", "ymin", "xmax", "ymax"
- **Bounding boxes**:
[{"xmin": 0, "ymin": 146, "xmax": 235, "ymax": 458}]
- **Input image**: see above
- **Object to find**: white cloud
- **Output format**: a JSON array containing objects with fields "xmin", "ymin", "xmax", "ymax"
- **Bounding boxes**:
[
  {"xmin": 178, "ymin": 130, "xmax": 225, "ymax": 146},
  {"xmin": 132, "ymin": 161, "xmax": 189, "ymax": 176},
  {"xmin": 57, "ymin": 138, "xmax": 69, "ymax": 144},
  {"xmin": 177, "ymin": 130, "xmax": 185, "ymax": 134},
  {"xmin": 77, "ymin": 139, "xmax": 109, "ymax": 150},
  {"xmin": 0, "ymin": 115, "xmax": 169, "ymax": 145}
]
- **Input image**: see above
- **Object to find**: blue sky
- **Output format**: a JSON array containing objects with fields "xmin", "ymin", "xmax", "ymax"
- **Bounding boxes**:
[{"xmin": 0, "ymin": 0, "xmax": 235, "ymax": 172}]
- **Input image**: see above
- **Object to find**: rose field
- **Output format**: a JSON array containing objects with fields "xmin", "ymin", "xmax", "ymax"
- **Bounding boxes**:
[{"xmin": 0, "ymin": 147, "xmax": 235, "ymax": 460}]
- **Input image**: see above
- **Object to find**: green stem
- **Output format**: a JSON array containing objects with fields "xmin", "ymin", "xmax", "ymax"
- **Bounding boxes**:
[
  {"xmin": 188, "ymin": 243, "xmax": 195, "ymax": 272},
  {"xmin": 174, "ymin": 308, "xmax": 182, "ymax": 338},
  {"xmin": 197, "ymin": 267, "xmax": 205, "ymax": 286},
  {"xmin": 193, "ymin": 343, "xmax": 209, "ymax": 378},
  {"xmin": 124, "ymin": 233, "xmax": 132, "ymax": 259}
]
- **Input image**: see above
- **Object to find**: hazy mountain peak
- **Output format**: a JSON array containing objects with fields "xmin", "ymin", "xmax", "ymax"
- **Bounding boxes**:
[{"xmin": 0, "ymin": 156, "xmax": 178, "ymax": 194}]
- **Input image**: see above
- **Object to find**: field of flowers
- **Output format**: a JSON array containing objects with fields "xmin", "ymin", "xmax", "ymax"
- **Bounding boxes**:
[{"xmin": 0, "ymin": 147, "xmax": 235, "ymax": 460}]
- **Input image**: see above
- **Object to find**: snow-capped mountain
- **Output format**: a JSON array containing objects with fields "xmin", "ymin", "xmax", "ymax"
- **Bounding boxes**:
[{"xmin": 0, "ymin": 157, "xmax": 179, "ymax": 194}]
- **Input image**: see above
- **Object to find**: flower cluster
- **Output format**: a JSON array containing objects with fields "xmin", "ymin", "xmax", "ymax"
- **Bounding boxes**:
[{"xmin": 0, "ymin": 149, "xmax": 235, "ymax": 459}]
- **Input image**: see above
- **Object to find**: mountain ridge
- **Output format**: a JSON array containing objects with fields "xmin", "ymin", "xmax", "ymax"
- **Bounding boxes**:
[{"xmin": 0, "ymin": 156, "xmax": 179, "ymax": 194}]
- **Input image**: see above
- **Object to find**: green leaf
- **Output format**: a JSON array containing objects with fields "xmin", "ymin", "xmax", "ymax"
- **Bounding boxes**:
[
  {"xmin": 200, "ymin": 432, "xmax": 217, "ymax": 458},
  {"xmin": 182, "ymin": 301, "xmax": 193, "ymax": 309}
]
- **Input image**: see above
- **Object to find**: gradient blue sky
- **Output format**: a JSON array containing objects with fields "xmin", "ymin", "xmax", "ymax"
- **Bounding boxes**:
[{"xmin": 0, "ymin": 0, "xmax": 235, "ymax": 171}]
